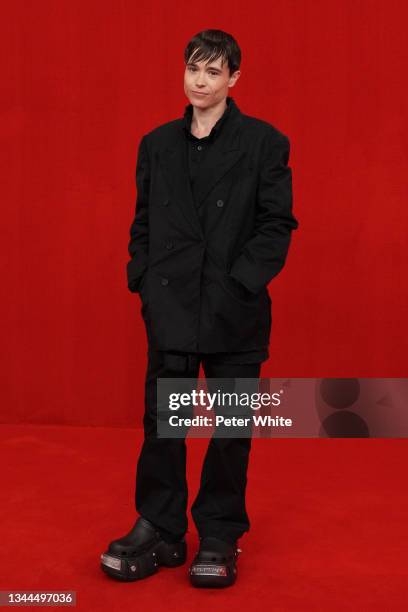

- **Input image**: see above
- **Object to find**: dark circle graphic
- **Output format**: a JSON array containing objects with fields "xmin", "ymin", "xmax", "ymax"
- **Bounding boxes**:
[
  {"xmin": 319, "ymin": 411, "xmax": 370, "ymax": 438},
  {"xmin": 320, "ymin": 378, "xmax": 360, "ymax": 410}
]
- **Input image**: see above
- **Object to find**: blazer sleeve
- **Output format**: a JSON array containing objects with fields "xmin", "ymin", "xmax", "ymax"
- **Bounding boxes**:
[
  {"xmin": 228, "ymin": 133, "xmax": 299, "ymax": 295},
  {"xmin": 126, "ymin": 135, "xmax": 150, "ymax": 293}
]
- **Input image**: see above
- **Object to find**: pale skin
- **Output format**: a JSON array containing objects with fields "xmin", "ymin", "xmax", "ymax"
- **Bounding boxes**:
[{"xmin": 183, "ymin": 55, "xmax": 241, "ymax": 138}]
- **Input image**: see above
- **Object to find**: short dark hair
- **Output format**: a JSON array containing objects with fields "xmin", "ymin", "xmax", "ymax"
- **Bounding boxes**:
[{"xmin": 184, "ymin": 29, "xmax": 241, "ymax": 75}]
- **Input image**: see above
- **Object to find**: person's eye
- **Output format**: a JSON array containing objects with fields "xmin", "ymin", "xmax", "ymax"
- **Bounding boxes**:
[{"xmin": 209, "ymin": 71, "xmax": 218, "ymax": 76}]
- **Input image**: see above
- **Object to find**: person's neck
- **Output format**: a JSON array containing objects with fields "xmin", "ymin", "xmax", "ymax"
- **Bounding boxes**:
[{"xmin": 190, "ymin": 97, "xmax": 228, "ymax": 138}]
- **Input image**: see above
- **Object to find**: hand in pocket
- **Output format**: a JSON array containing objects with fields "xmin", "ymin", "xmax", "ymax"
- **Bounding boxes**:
[{"xmin": 225, "ymin": 274, "xmax": 257, "ymax": 302}]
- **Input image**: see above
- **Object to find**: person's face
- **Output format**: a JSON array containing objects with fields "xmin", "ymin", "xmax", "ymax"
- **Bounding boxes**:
[{"xmin": 183, "ymin": 54, "xmax": 240, "ymax": 108}]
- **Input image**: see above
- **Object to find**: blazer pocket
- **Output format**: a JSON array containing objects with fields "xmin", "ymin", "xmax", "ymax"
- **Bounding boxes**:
[
  {"xmin": 139, "ymin": 270, "xmax": 149, "ymax": 305},
  {"xmin": 221, "ymin": 273, "xmax": 258, "ymax": 308}
]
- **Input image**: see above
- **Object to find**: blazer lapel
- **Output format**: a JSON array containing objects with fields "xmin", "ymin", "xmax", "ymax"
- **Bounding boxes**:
[
  {"xmin": 159, "ymin": 99, "xmax": 245, "ymax": 238},
  {"xmin": 160, "ymin": 141, "xmax": 204, "ymax": 238}
]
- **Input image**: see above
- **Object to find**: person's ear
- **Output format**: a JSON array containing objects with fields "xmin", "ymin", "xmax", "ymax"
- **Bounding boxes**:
[{"xmin": 229, "ymin": 70, "xmax": 241, "ymax": 87}]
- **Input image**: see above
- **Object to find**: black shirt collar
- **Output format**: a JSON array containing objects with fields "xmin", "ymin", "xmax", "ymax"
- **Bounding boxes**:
[{"xmin": 183, "ymin": 96, "xmax": 234, "ymax": 141}]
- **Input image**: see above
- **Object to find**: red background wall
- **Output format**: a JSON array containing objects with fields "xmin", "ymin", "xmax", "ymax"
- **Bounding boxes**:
[{"xmin": 1, "ymin": 0, "xmax": 407, "ymax": 426}]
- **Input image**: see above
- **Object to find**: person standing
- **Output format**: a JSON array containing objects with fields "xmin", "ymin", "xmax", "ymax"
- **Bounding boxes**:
[{"xmin": 101, "ymin": 28, "xmax": 299, "ymax": 588}]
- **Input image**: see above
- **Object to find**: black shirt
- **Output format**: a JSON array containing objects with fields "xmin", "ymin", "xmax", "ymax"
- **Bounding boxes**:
[
  {"xmin": 181, "ymin": 96, "xmax": 269, "ymax": 365},
  {"xmin": 183, "ymin": 97, "xmax": 233, "ymax": 202}
]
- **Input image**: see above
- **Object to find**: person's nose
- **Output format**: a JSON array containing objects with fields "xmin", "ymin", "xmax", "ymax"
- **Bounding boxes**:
[{"xmin": 195, "ymin": 73, "xmax": 206, "ymax": 87}]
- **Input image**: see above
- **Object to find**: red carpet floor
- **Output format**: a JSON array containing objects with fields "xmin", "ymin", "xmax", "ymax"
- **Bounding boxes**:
[{"xmin": 0, "ymin": 424, "xmax": 407, "ymax": 611}]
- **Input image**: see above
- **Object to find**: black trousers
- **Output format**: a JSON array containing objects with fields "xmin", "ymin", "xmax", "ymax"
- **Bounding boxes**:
[{"xmin": 134, "ymin": 349, "xmax": 262, "ymax": 545}]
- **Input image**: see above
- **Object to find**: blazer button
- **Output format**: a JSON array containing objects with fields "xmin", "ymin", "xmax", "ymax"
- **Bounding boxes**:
[
  {"xmin": 216, "ymin": 199, "xmax": 224, "ymax": 207},
  {"xmin": 163, "ymin": 198, "xmax": 170, "ymax": 206},
  {"xmin": 165, "ymin": 241, "xmax": 173, "ymax": 250},
  {"xmin": 161, "ymin": 277, "xmax": 169, "ymax": 286}
]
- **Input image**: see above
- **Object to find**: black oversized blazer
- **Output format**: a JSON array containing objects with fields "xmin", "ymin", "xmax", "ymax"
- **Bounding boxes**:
[{"xmin": 126, "ymin": 97, "xmax": 299, "ymax": 353}]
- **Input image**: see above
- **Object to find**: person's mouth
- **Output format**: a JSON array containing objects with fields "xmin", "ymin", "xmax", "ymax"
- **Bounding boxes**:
[{"xmin": 192, "ymin": 91, "xmax": 208, "ymax": 96}]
